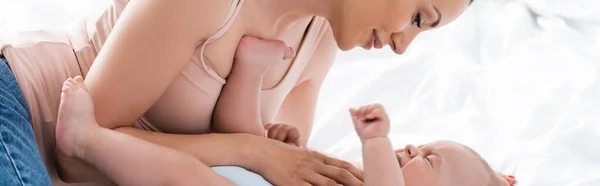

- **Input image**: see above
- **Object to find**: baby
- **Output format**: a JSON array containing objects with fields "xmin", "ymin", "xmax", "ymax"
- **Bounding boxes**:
[{"xmin": 349, "ymin": 103, "xmax": 517, "ymax": 186}]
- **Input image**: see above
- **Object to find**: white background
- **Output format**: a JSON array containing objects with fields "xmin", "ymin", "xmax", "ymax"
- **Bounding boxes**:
[{"xmin": 1, "ymin": 0, "xmax": 599, "ymax": 185}]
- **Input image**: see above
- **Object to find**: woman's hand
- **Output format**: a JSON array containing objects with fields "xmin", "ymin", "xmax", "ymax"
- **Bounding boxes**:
[{"xmin": 246, "ymin": 137, "xmax": 364, "ymax": 186}]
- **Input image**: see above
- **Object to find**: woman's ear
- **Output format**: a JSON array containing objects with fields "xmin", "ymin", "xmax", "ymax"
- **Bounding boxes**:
[{"xmin": 496, "ymin": 172, "xmax": 517, "ymax": 186}]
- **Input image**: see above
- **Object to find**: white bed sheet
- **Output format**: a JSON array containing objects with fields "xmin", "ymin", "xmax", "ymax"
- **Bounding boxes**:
[
  {"xmin": 310, "ymin": 1, "xmax": 600, "ymax": 186},
  {"xmin": 1, "ymin": 0, "xmax": 599, "ymax": 185}
]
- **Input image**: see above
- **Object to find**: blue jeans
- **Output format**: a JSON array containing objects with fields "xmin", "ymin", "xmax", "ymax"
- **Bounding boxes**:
[{"xmin": 0, "ymin": 57, "xmax": 52, "ymax": 185}]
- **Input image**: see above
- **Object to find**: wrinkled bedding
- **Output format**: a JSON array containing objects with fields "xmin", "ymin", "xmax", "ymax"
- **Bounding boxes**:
[{"xmin": 310, "ymin": 1, "xmax": 600, "ymax": 186}]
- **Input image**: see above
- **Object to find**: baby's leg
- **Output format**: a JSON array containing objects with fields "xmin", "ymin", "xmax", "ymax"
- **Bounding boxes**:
[
  {"xmin": 212, "ymin": 64, "xmax": 265, "ymax": 136},
  {"xmin": 55, "ymin": 77, "xmax": 233, "ymax": 186},
  {"xmin": 213, "ymin": 37, "xmax": 292, "ymax": 136}
]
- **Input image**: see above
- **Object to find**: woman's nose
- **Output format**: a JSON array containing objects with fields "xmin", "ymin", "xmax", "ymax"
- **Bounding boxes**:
[
  {"xmin": 384, "ymin": 22, "xmax": 410, "ymax": 35},
  {"xmin": 405, "ymin": 144, "xmax": 420, "ymax": 158},
  {"xmin": 390, "ymin": 30, "xmax": 419, "ymax": 55}
]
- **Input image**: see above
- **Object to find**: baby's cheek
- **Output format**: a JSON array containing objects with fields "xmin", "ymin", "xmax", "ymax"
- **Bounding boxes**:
[{"xmin": 402, "ymin": 161, "xmax": 437, "ymax": 186}]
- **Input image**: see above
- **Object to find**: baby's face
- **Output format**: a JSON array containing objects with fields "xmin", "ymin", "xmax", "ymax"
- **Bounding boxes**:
[{"xmin": 395, "ymin": 140, "xmax": 494, "ymax": 186}]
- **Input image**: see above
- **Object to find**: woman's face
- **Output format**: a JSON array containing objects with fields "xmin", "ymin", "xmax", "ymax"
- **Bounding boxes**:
[{"xmin": 329, "ymin": 0, "xmax": 471, "ymax": 54}]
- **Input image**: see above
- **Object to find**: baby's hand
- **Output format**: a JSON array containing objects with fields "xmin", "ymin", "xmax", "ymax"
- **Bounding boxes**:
[
  {"xmin": 349, "ymin": 104, "xmax": 390, "ymax": 143},
  {"xmin": 264, "ymin": 123, "xmax": 301, "ymax": 147},
  {"xmin": 233, "ymin": 36, "xmax": 295, "ymax": 74}
]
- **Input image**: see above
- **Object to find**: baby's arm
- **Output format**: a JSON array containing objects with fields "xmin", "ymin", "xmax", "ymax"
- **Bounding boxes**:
[
  {"xmin": 350, "ymin": 104, "xmax": 404, "ymax": 186},
  {"xmin": 362, "ymin": 137, "xmax": 403, "ymax": 186}
]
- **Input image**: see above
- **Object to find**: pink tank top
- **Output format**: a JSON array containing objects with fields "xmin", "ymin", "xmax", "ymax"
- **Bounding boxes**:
[{"xmin": 0, "ymin": 0, "xmax": 329, "ymax": 184}]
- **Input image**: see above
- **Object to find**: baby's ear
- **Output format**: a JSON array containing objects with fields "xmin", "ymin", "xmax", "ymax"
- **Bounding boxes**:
[{"xmin": 496, "ymin": 172, "xmax": 517, "ymax": 186}]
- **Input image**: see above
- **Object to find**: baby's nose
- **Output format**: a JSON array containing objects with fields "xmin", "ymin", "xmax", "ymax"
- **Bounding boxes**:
[{"xmin": 405, "ymin": 144, "xmax": 420, "ymax": 158}]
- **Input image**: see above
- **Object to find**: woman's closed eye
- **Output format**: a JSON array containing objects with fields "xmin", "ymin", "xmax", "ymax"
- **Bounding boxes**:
[{"xmin": 412, "ymin": 13, "xmax": 422, "ymax": 28}]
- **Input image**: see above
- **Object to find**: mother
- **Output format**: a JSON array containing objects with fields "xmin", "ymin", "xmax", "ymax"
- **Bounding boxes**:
[{"xmin": 0, "ymin": 0, "xmax": 470, "ymax": 185}]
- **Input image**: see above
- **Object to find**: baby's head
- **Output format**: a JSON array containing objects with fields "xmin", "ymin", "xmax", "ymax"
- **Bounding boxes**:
[{"xmin": 395, "ymin": 140, "xmax": 516, "ymax": 186}]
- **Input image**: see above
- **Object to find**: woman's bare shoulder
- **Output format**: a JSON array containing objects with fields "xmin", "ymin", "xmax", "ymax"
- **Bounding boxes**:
[
  {"xmin": 86, "ymin": 0, "xmax": 242, "ymax": 128},
  {"xmin": 134, "ymin": 0, "xmax": 236, "ymax": 37},
  {"xmin": 298, "ymin": 24, "xmax": 337, "ymax": 84}
]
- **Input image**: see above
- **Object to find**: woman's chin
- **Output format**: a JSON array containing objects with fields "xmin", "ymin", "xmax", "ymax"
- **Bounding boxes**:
[
  {"xmin": 339, "ymin": 46, "xmax": 355, "ymax": 51},
  {"xmin": 335, "ymin": 41, "xmax": 356, "ymax": 51},
  {"xmin": 330, "ymin": 31, "xmax": 358, "ymax": 51}
]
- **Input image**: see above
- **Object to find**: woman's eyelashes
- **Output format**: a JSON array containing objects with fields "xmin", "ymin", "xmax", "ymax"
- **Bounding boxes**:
[{"xmin": 412, "ymin": 12, "xmax": 422, "ymax": 28}]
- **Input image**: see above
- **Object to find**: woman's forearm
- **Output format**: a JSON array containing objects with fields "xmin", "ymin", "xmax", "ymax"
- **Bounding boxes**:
[
  {"xmin": 362, "ymin": 137, "xmax": 405, "ymax": 186},
  {"xmin": 115, "ymin": 127, "xmax": 258, "ymax": 168},
  {"xmin": 116, "ymin": 127, "xmax": 366, "ymax": 186}
]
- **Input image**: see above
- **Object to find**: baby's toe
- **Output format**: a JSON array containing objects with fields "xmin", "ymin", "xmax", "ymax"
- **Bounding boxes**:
[
  {"xmin": 62, "ymin": 78, "xmax": 74, "ymax": 92},
  {"xmin": 74, "ymin": 76, "xmax": 84, "ymax": 83}
]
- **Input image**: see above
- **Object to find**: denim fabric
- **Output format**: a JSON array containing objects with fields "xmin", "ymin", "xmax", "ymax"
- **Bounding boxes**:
[{"xmin": 0, "ymin": 57, "xmax": 52, "ymax": 186}]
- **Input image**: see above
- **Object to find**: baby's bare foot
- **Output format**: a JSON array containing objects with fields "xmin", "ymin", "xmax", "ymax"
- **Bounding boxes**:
[
  {"xmin": 55, "ymin": 76, "xmax": 99, "ymax": 158},
  {"xmin": 233, "ymin": 36, "xmax": 295, "ymax": 74}
]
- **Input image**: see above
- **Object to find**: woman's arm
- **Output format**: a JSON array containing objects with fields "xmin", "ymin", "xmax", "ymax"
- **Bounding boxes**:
[
  {"xmin": 116, "ymin": 127, "xmax": 365, "ymax": 186},
  {"xmin": 274, "ymin": 25, "xmax": 337, "ymax": 146},
  {"xmin": 114, "ymin": 128, "xmax": 255, "ymax": 167},
  {"xmin": 84, "ymin": 0, "xmax": 231, "ymax": 129},
  {"xmin": 57, "ymin": 0, "xmax": 233, "ymax": 183}
]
